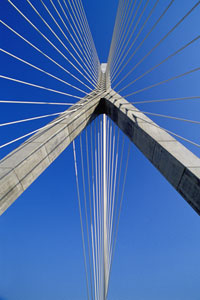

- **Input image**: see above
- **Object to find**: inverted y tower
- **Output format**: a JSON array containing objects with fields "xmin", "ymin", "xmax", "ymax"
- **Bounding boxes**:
[
  {"xmin": 0, "ymin": 63, "xmax": 200, "ymax": 217},
  {"xmin": 1, "ymin": 63, "xmax": 200, "ymax": 299}
]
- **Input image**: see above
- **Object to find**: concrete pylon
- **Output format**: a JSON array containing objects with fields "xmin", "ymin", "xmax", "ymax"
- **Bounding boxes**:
[
  {"xmin": 0, "ymin": 67, "xmax": 200, "ymax": 216},
  {"xmin": 0, "ymin": 90, "xmax": 104, "ymax": 215},
  {"xmin": 103, "ymin": 90, "xmax": 200, "ymax": 215}
]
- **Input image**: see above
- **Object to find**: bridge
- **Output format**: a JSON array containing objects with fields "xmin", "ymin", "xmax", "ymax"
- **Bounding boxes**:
[{"xmin": 0, "ymin": 0, "xmax": 200, "ymax": 299}]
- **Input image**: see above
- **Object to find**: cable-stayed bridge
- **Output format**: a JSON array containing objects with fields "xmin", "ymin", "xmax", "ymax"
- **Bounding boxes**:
[{"xmin": 0, "ymin": 1, "xmax": 200, "ymax": 299}]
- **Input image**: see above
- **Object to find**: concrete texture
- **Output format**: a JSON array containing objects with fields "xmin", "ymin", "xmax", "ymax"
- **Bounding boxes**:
[
  {"xmin": 0, "ymin": 91, "xmax": 104, "ymax": 215},
  {"xmin": 103, "ymin": 90, "xmax": 200, "ymax": 215},
  {"xmin": 0, "ymin": 88, "xmax": 200, "ymax": 215}
]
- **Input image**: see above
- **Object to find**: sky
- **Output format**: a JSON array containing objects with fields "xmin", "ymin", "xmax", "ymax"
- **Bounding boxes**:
[{"xmin": 0, "ymin": 0, "xmax": 200, "ymax": 300}]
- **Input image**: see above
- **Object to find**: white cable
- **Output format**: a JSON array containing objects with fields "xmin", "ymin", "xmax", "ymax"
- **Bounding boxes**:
[
  {"xmin": 94, "ymin": 120, "xmax": 99, "ymax": 299},
  {"xmin": 110, "ymin": 142, "xmax": 131, "ymax": 273},
  {"xmin": 91, "ymin": 120, "xmax": 98, "ymax": 300},
  {"xmin": 0, "ymin": 20, "xmax": 93, "ymax": 91},
  {"xmin": 0, "ymin": 90, "xmax": 103, "ymax": 149},
  {"xmin": 85, "ymin": 127, "xmax": 95, "ymax": 300},
  {"xmin": 122, "ymin": 67, "xmax": 200, "ymax": 97},
  {"xmin": 131, "ymin": 96, "xmax": 200, "ymax": 105},
  {"xmin": 63, "ymin": 0, "xmax": 95, "ymax": 70},
  {"xmin": 108, "ymin": 125, "xmax": 116, "ymax": 263},
  {"xmin": 113, "ymin": 1, "xmax": 199, "ymax": 88},
  {"xmin": 99, "ymin": 116, "xmax": 104, "ymax": 300},
  {"xmin": 109, "ymin": 128, "xmax": 119, "ymax": 266},
  {"xmin": 72, "ymin": 0, "xmax": 100, "ymax": 79},
  {"xmin": 0, "ymin": 110, "xmax": 73, "ymax": 149},
  {"xmin": 0, "ymin": 111, "xmax": 64, "ymax": 127},
  {"xmin": 39, "ymin": 0, "xmax": 97, "ymax": 86},
  {"xmin": 8, "ymin": 0, "xmax": 95, "ymax": 87},
  {"xmin": 76, "ymin": 0, "xmax": 100, "ymax": 68},
  {"xmin": 49, "ymin": 0, "xmax": 97, "ymax": 77},
  {"xmin": 0, "ymin": 48, "xmax": 88, "ymax": 95},
  {"xmin": 115, "ymin": 35, "xmax": 200, "ymax": 93},
  {"xmin": 65, "ymin": 0, "xmax": 99, "ymax": 72},
  {"xmin": 110, "ymin": 0, "xmax": 134, "ymax": 75},
  {"xmin": 73, "ymin": 140, "xmax": 90, "ymax": 300},
  {"xmin": 97, "ymin": 118, "xmax": 101, "ymax": 299},
  {"xmin": 107, "ymin": 0, "xmax": 124, "ymax": 69},
  {"xmin": 56, "ymin": 0, "xmax": 98, "ymax": 80},
  {"xmin": 112, "ymin": 0, "xmax": 159, "ymax": 81},
  {"xmin": 0, "ymin": 75, "xmax": 84, "ymax": 99},
  {"xmin": 110, "ymin": 134, "xmax": 125, "ymax": 255},
  {"xmin": 0, "ymin": 100, "xmax": 75, "ymax": 106},
  {"xmin": 79, "ymin": 134, "xmax": 94, "ymax": 300},
  {"xmin": 112, "ymin": 0, "xmax": 175, "ymax": 83},
  {"xmin": 110, "ymin": 0, "xmax": 133, "ymax": 69},
  {"xmin": 111, "ymin": 0, "xmax": 144, "ymax": 78}
]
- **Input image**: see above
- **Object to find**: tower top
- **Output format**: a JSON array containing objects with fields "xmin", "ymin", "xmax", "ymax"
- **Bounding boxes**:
[{"xmin": 101, "ymin": 63, "xmax": 107, "ymax": 73}]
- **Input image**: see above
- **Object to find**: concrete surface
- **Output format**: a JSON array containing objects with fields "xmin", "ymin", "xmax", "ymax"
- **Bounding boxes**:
[{"xmin": 0, "ymin": 89, "xmax": 200, "ymax": 215}]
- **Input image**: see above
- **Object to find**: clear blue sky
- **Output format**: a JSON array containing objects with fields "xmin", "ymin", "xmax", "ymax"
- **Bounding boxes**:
[{"xmin": 0, "ymin": 1, "xmax": 200, "ymax": 299}]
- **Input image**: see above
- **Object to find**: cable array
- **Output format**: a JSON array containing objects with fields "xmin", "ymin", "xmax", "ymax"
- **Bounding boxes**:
[
  {"xmin": 107, "ymin": 0, "xmax": 200, "ymax": 152},
  {"xmin": 1, "ymin": 1, "xmax": 200, "ymax": 299},
  {"xmin": 73, "ymin": 115, "xmax": 130, "ymax": 300},
  {"xmin": 0, "ymin": 0, "xmax": 100, "ymax": 154}
]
